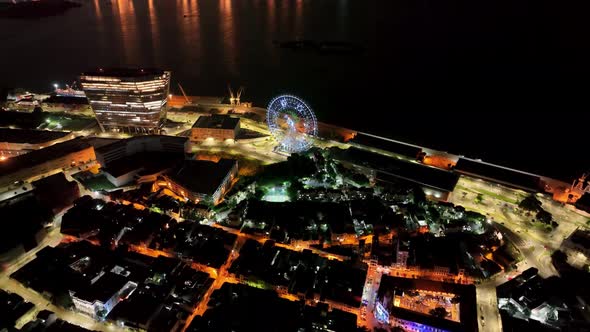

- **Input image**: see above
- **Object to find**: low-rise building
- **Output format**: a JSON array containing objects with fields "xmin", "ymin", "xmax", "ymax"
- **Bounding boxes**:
[
  {"xmin": 32, "ymin": 172, "xmax": 81, "ymax": 214},
  {"xmin": 0, "ymin": 289, "xmax": 35, "ymax": 330},
  {"xmin": 187, "ymin": 283, "xmax": 358, "ymax": 332},
  {"xmin": 350, "ymin": 132, "xmax": 423, "ymax": 160},
  {"xmin": 190, "ymin": 114, "xmax": 240, "ymax": 142},
  {"xmin": 101, "ymin": 151, "xmax": 184, "ymax": 187},
  {"xmin": 394, "ymin": 236, "xmax": 410, "ymax": 268},
  {"xmin": 71, "ymin": 270, "xmax": 137, "ymax": 320},
  {"xmin": 161, "ymin": 159, "xmax": 238, "ymax": 205},
  {"xmin": 376, "ymin": 275, "xmax": 477, "ymax": 332},
  {"xmin": 335, "ymin": 147, "xmax": 459, "ymax": 201},
  {"xmin": 0, "ymin": 137, "xmax": 96, "ymax": 188},
  {"xmin": 496, "ymin": 268, "xmax": 588, "ymax": 330},
  {"xmin": 95, "ymin": 135, "xmax": 189, "ymax": 187},
  {"xmin": 0, "ymin": 128, "xmax": 75, "ymax": 159},
  {"xmin": 562, "ymin": 229, "xmax": 590, "ymax": 261},
  {"xmin": 95, "ymin": 135, "xmax": 189, "ymax": 166},
  {"xmin": 453, "ymin": 158, "xmax": 543, "ymax": 192},
  {"xmin": 574, "ymin": 193, "xmax": 590, "ymax": 214}
]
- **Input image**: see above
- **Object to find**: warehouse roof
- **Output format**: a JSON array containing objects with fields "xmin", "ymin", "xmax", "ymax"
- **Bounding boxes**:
[
  {"xmin": 351, "ymin": 133, "xmax": 422, "ymax": 159},
  {"xmin": 165, "ymin": 159, "xmax": 237, "ymax": 195},
  {"xmin": 0, "ymin": 137, "xmax": 91, "ymax": 176},
  {"xmin": 454, "ymin": 158, "xmax": 541, "ymax": 191},
  {"xmin": 0, "ymin": 128, "xmax": 71, "ymax": 144},
  {"xmin": 339, "ymin": 148, "xmax": 458, "ymax": 192}
]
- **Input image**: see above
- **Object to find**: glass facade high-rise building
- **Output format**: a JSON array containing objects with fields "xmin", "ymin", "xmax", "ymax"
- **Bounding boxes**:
[{"xmin": 79, "ymin": 68, "xmax": 171, "ymax": 133}]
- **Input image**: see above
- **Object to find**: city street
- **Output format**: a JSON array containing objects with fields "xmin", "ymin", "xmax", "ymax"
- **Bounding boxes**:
[
  {"xmin": 0, "ymin": 160, "xmax": 99, "ymax": 202},
  {"xmin": 450, "ymin": 176, "xmax": 589, "ymax": 331},
  {"xmin": 476, "ymin": 281, "xmax": 502, "ymax": 332},
  {"xmin": 0, "ymin": 227, "xmax": 62, "ymax": 280},
  {"xmin": 0, "ymin": 277, "xmax": 126, "ymax": 332},
  {"xmin": 3, "ymin": 113, "xmax": 589, "ymax": 332},
  {"xmin": 0, "ymin": 217, "xmax": 129, "ymax": 331},
  {"xmin": 192, "ymin": 138, "xmax": 286, "ymax": 165},
  {"xmin": 182, "ymin": 235, "xmax": 247, "ymax": 330}
]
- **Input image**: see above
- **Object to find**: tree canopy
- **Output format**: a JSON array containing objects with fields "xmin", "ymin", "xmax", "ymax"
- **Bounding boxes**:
[
  {"xmin": 519, "ymin": 195, "xmax": 542, "ymax": 212},
  {"xmin": 536, "ymin": 209, "xmax": 553, "ymax": 224},
  {"xmin": 429, "ymin": 307, "xmax": 449, "ymax": 318}
]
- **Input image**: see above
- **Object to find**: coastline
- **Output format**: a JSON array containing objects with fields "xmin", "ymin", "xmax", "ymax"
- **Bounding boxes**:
[{"xmin": 177, "ymin": 99, "xmax": 574, "ymax": 194}]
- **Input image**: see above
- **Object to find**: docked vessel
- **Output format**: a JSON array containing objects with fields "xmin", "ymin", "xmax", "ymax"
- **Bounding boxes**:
[{"xmin": 55, "ymin": 85, "xmax": 86, "ymax": 98}]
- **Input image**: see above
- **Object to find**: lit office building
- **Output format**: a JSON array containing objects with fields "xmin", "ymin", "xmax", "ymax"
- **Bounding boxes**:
[{"xmin": 79, "ymin": 68, "xmax": 171, "ymax": 133}]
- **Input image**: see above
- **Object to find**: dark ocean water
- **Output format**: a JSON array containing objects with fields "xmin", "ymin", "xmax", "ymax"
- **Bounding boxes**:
[{"xmin": 0, "ymin": 0, "xmax": 589, "ymax": 181}]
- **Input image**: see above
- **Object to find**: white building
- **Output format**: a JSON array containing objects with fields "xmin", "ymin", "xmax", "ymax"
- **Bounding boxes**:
[{"xmin": 70, "ymin": 266, "xmax": 138, "ymax": 320}]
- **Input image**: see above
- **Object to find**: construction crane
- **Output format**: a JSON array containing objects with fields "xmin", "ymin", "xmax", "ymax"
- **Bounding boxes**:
[
  {"xmin": 227, "ymin": 84, "xmax": 244, "ymax": 106},
  {"xmin": 177, "ymin": 83, "xmax": 190, "ymax": 104},
  {"xmin": 227, "ymin": 84, "xmax": 236, "ymax": 105},
  {"xmin": 236, "ymin": 86, "xmax": 244, "ymax": 105}
]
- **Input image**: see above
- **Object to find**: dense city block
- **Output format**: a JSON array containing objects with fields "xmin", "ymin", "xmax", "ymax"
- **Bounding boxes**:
[{"xmin": 0, "ymin": 70, "xmax": 589, "ymax": 332}]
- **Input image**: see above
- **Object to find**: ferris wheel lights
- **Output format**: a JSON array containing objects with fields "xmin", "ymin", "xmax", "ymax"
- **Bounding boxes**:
[{"xmin": 266, "ymin": 95, "xmax": 318, "ymax": 154}]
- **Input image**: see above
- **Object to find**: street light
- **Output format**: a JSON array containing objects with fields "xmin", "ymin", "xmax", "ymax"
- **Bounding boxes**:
[{"xmin": 53, "ymin": 83, "xmax": 58, "ymax": 90}]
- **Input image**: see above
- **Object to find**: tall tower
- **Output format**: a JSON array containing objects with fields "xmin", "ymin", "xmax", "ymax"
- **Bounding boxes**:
[{"xmin": 80, "ymin": 68, "xmax": 171, "ymax": 133}]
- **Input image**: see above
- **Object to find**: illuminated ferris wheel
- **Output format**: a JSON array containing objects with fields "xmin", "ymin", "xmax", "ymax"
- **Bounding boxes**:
[{"xmin": 266, "ymin": 95, "xmax": 318, "ymax": 153}]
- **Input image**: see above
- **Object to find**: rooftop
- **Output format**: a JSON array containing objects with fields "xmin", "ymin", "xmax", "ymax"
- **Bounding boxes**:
[
  {"xmin": 165, "ymin": 159, "xmax": 237, "ymax": 195},
  {"xmin": 72, "ymin": 272, "xmax": 129, "ymax": 303},
  {"xmin": 95, "ymin": 135, "xmax": 187, "ymax": 155},
  {"xmin": 192, "ymin": 115, "xmax": 240, "ymax": 130},
  {"xmin": 36, "ymin": 309, "xmax": 55, "ymax": 321},
  {"xmin": 46, "ymin": 319, "xmax": 95, "ymax": 332},
  {"xmin": 351, "ymin": 133, "xmax": 423, "ymax": 159},
  {"xmin": 454, "ymin": 158, "xmax": 541, "ymax": 191},
  {"xmin": 82, "ymin": 137, "xmax": 119, "ymax": 150},
  {"xmin": 575, "ymin": 192, "xmax": 590, "ymax": 211},
  {"xmin": 32, "ymin": 172, "xmax": 71, "ymax": 189},
  {"xmin": 339, "ymin": 147, "xmax": 459, "ymax": 192},
  {"xmin": 187, "ymin": 283, "xmax": 358, "ymax": 332},
  {"xmin": 104, "ymin": 151, "xmax": 182, "ymax": 178},
  {"xmin": 568, "ymin": 229, "xmax": 590, "ymax": 250},
  {"xmin": 80, "ymin": 68, "xmax": 167, "ymax": 78},
  {"xmin": 229, "ymin": 238, "xmax": 366, "ymax": 307},
  {"xmin": 107, "ymin": 287, "xmax": 162, "ymax": 326},
  {"xmin": 377, "ymin": 275, "xmax": 477, "ymax": 332},
  {"xmin": 0, "ymin": 137, "xmax": 91, "ymax": 176},
  {"xmin": 0, "ymin": 128, "xmax": 71, "ymax": 144}
]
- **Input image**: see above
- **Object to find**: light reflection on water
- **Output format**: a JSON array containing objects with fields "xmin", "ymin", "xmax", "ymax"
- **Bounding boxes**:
[
  {"xmin": 0, "ymin": 0, "xmax": 586, "ymax": 179},
  {"xmin": 0, "ymin": 0, "xmax": 367, "ymax": 102}
]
